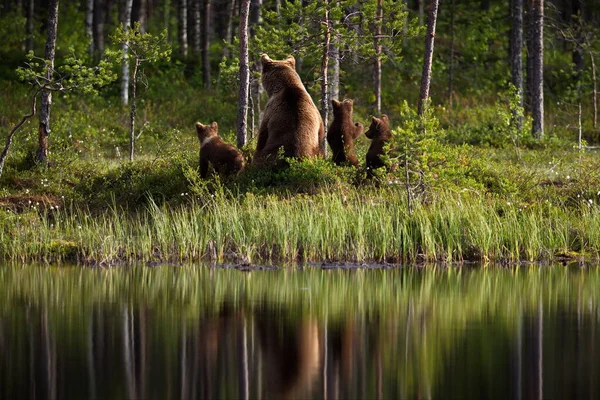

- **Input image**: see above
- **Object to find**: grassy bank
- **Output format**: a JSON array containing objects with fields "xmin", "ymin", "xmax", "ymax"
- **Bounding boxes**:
[{"xmin": 1, "ymin": 187, "xmax": 599, "ymax": 265}]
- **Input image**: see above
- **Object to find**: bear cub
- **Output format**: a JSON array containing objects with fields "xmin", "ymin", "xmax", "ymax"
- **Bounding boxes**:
[
  {"xmin": 365, "ymin": 114, "xmax": 393, "ymax": 176},
  {"xmin": 327, "ymin": 99, "xmax": 363, "ymax": 167},
  {"xmin": 196, "ymin": 122, "xmax": 245, "ymax": 178},
  {"xmin": 253, "ymin": 54, "xmax": 324, "ymax": 165}
]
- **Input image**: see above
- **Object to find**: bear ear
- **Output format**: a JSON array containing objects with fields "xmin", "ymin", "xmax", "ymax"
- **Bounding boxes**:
[
  {"xmin": 285, "ymin": 55, "xmax": 296, "ymax": 68},
  {"xmin": 381, "ymin": 114, "xmax": 389, "ymax": 124},
  {"xmin": 196, "ymin": 122, "xmax": 205, "ymax": 129},
  {"xmin": 371, "ymin": 116, "xmax": 380, "ymax": 124},
  {"xmin": 211, "ymin": 121, "xmax": 218, "ymax": 130},
  {"xmin": 331, "ymin": 99, "xmax": 341, "ymax": 108},
  {"xmin": 260, "ymin": 53, "xmax": 272, "ymax": 63}
]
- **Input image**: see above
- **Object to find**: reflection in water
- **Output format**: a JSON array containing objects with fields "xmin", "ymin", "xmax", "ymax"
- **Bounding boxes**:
[{"xmin": 0, "ymin": 266, "xmax": 600, "ymax": 399}]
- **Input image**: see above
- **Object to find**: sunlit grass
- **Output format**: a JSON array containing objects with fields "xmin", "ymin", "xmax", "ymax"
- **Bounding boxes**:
[{"xmin": 1, "ymin": 189, "xmax": 599, "ymax": 264}]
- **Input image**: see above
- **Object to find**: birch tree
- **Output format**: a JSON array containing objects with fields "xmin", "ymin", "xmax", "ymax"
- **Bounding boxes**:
[
  {"xmin": 179, "ymin": 0, "xmax": 188, "ymax": 57},
  {"xmin": 237, "ymin": 0, "xmax": 251, "ymax": 148},
  {"xmin": 418, "ymin": 0, "xmax": 439, "ymax": 117},
  {"xmin": 203, "ymin": 0, "xmax": 212, "ymax": 89},
  {"xmin": 110, "ymin": 24, "xmax": 171, "ymax": 161},
  {"xmin": 530, "ymin": 0, "xmax": 544, "ymax": 138},
  {"xmin": 35, "ymin": 0, "xmax": 59, "ymax": 164},
  {"xmin": 3, "ymin": 55, "xmax": 115, "ymax": 177},
  {"xmin": 510, "ymin": 0, "xmax": 524, "ymax": 130},
  {"xmin": 121, "ymin": 0, "xmax": 134, "ymax": 106}
]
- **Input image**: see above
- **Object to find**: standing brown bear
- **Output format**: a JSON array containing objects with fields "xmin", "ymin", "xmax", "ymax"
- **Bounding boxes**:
[
  {"xmin": 196, "ymin": 122, "xmax": 245, "ymax": 178},
  {"xmin": 327, "ymin": 99, "xmax": 363, "ymax": 167},
  {"xmin": 365, "ymin": 114, "xmax": 393, "ymax": 176},
  {"xmin": 253, "ymin": 54, "xmax": 325, "ymax": 166}
]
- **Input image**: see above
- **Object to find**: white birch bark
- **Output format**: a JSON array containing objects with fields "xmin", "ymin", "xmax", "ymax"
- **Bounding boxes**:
[
  {"xmin": 36, "ymin": 0, "xmax": 59, "ymax": 164},
  {"xmin": 121, "ymin": 0, "xmax": 134, "ymax": 106},
  {"xmin": 418, "ymin": 0, "xmax": 439, "ymax": 117},
  {"xmin": 237, "ymin": 0, "xmax": 251, "ymax": 148}
]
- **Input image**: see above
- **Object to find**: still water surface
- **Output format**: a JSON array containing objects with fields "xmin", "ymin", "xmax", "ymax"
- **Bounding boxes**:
[{"xmin": 0, "ymin": 264, "xmax": 599, "ymax": 399}]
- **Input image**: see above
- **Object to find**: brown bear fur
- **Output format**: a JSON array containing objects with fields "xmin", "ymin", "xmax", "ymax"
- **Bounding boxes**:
[
  {"xmin": 327, "ymin": 99, "xmax": 363, "ymax": 167},
  {"xmin": 196, "ymin": 122, "xmax": 245, "ymax": 178},
  {"xmin": 253, "ymin": 54, "xmax": 325, "ymax": 166},
  {"xmin": 365, "ymin": 114, "xmax": 392, "ymax": 176}
]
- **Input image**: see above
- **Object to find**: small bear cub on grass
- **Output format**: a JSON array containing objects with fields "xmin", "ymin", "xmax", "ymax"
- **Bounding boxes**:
[
  {"xmin": 196, "ymin": 122, "xmax": 245, "ymax": 178},
  {"xmin": 327, "ymin": 99, "xmax": 363, "ymax": 168},
  {"xmin": 365, "ymin": 114, "xmax": 393, "ymax": 177}
]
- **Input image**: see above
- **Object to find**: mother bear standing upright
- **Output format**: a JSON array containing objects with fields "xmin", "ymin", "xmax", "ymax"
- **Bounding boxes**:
[{"xmin": 253, "ymin": 54, "xmax": 325, "ymax": 165}]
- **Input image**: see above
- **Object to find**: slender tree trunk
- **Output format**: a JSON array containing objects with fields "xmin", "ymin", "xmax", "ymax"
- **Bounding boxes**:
[
  {"xmin": 511, "ymin": 0, "xmax": 523, "ymax": 130},
  {"xmin": 448, "ymin": 0, "xmax": 455, "ymax": 108},
  {"xmin": 35, "ymin": 0, "xmax": 59, "ymax": 164},
  {"xmin": 164, "ymin": 0, "xmax": 171, "ymax": 38},
  {"xmin": 237, "ymin": 0, "xmax": 251, "ymax": 148},
  {"xmin": 202, "ymin": 0, "xmax": 212, "ymax": 89},
  {"xmin": 132, "ymin": 0, "xmax": 147, "ymax": 33},
  {"xmin": 26, "ymin": 0, "xmax": 35, "ymax": 52},
  {"xmin": 418, "ymin": 0, "xmax": 439, "ymax": 116},
  {"xmin": 121, "ymin": 0, "xmax": 134, "ymax": 106},
  {"xmin": 320, "ymin": 0, "xmax": 331, "ymax": 151},
  {"xmin": 130, "ymin": 59, "xmax": 139, "ymax": 161},
  {"xmin": 193, "ymin": 0, "xmax": 201, "ymax": 55},
  {"xmin": 250, "ymin": 0, "xmax": 262, "ymax": 34},
  {"xmin": 330, "ymin": 39, "xmax": 340, "ymax": 102},
  {"xmin": 179, "ymin": 0, "xmax": 188, "ymax": 58},
  {"xmin": 222, "ymin": 0, "xmax": 235, "ymax": 58},
  {"xmin": 374, "ymin": 0, "xmax": 383, "ymax": 115},
  {"xmin": 530, "ymin": 0, "xmax": 544, "ymax": 138},
  {"xmin": 249, "ymin": 0, "xmax": 262, "ymax": 122},
  {"xmin": 418, "ymin": 0, "xmax": 424, "ymax": 25},
  {"xmin": 525, "ymin": 0, "xmax": 533, "ymax": 111},
  {"xmin": 93, "ymin": 0, "xmax": 105, "ymax": 58},
  {"xmin": 591, "ymin": 51, "xmax": 597, "ymax": 129}
]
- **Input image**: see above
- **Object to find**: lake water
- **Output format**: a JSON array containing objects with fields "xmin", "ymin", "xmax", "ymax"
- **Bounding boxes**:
[{"xmin": 0, "ymin": 264, "xmax": 599, "ymax": 399}]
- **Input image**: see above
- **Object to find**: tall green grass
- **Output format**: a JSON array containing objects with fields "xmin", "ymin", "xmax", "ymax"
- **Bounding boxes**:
[{"xmin": 1, "ymin": 189, "xmax": 599, "ymax": 264}]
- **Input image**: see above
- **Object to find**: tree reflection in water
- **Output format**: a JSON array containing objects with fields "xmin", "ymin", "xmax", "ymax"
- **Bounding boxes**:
[{"xmin": 0, "ymin": 265, "xmax": 599, "ymax": 399}]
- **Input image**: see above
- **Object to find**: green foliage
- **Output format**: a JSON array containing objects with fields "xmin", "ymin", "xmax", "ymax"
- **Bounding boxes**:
[
  {"xmin": 16, "ymin": 51, "xmax": 116, "ymax": 94},
  {"xmin": 108, "ymin": 23, "xmax": 171, "ymax": 65},
  {"xmin": 445, "ymin": 86, "xmax": 532, "ymax": 149}
]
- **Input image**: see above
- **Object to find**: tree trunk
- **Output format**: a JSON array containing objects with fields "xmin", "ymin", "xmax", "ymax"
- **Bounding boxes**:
[
  {"xmin": 26, "ymin": 0, "xmax": 35, "ymax": 52},
  {"xmin": 418, "ymin": 0, "xmax": 424, "ymax": 25},
  {"xmin": 525, "ymin": 0, "xmax": 533, "ymax": 112},
  {"xmin": 237, "ymin": 0, "xmax": 251, "ymax": 148},
  {"xmin": 202, "ymin": 0, "xmax": 212, "ymax": 89},
  {"xmin": 330, "ymin": 39, "xmax": 340, "ymax": 102},
  {"xmin": 510, "ymin": 0, "xmax": 523, "ymax": 130},
  {"xmin": 250, "ymin": 0, "xmax": 262, "ymax": 34},
  {"xmin": 530, "ymin": 0, "xmax": 543, "ymax": 138},
  {"xmin": 93, "ymin": 0, "xmax": 105, "ymax": 58},
  {"xmin": 417, "ymin": 0, "xmax": 439, "ymax": 116},
  {"xmin": 121, "ymin": 0, "xmax": 134, "ymax": 106},
  {"xmin": 249, "ymin": 0, "xmax": 262, "ymax": 122},
  {"xmin": 374, "ymin": 0, "xmax": 383, "ymax": 115},
  {"xmin": 164, "ymin": 0, "xmax": 171, "ymax": 38},
  {"xmin": 35, "ymin": 0, "xmax": 59, "ymax": 164},
  {"xmin": 193, "ymin": 0, "xmax": 201, "ymax": 56},
  {"xmin": 130, "ymin": 59, "xmax": 139, "ymax": 161},
  {"xmin": 448, "ymin": 0, "xmax": 455, "ymax": 108},
  {"xmin": 591, "ymin": 51, "xmax": 597, "ymax": 129},
  {"xmin": 132, "ymin": 0, "xmax": 147, "ymax": 33},
  {"xmin": 320, "ymin": 0, "xmax": 331, "ymax": 148},
  {"xmin": 179, "ymin": 0, "xmax": 188, "ymax": 58},
  {"xmin": 222, "ymin": 0, "xmax": 235, "ymax": 58}
]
